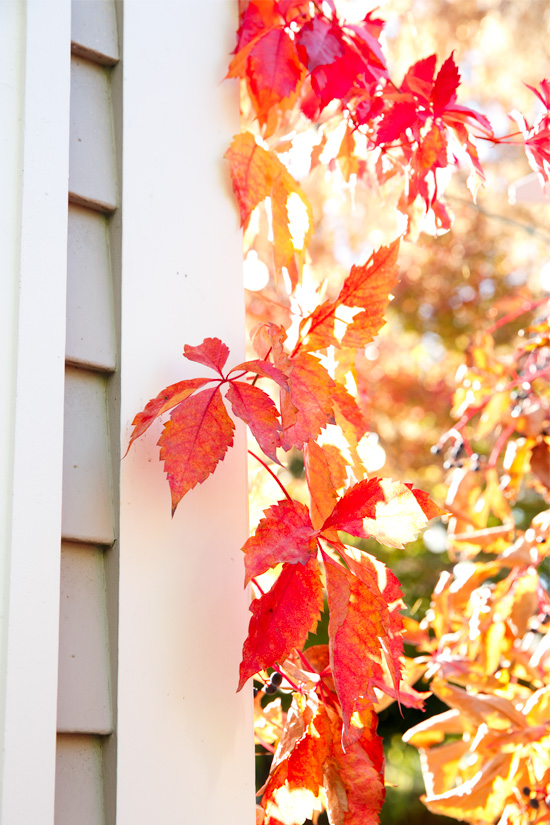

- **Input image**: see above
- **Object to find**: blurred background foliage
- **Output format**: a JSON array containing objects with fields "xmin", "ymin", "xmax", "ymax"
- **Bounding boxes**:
[{"xmin": 246, "ymin": 0, "xmax": 549, "ymax": 821}]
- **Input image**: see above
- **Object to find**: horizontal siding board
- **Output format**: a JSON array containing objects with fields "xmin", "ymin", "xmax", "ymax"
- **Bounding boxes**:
[
  {"xmin": 55, "ymin": 735, "xmax": 105, "ymax": 825},
  {"xmin": 69, "ymin": 57, "xmax": 117, "ymax": 212},
  {"xmin": 71, "ymin": 0, "xmax": 119, "ymax": 66},
  {"xmin": 57, "ymin": 542, "xmax": 112, "ymax": 735},
  {"xmin": 62, "ymin": 368, "xmax": 114, "ymax": 545},
  {"xmin": 66, "ymin": 205, "xmax": 116, "ymax": 372}
]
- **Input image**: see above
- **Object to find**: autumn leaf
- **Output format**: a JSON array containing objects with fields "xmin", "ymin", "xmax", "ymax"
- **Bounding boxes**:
[
  {"xmin": 261, "ymin": 696, "xmax": 331, "ymax": 825},
  {"xmin": 326, "ymin": 704, "xmax": 385, "ymax": 825},
  {"xmin": 225, "ymin": 132, "xmax": 313, "ymax": 285},
  {"xmin": 241, "ymin": 499, "xmax": 317, "ymax": 584},
  {"xmin": 297, "ymin": 240, "xmax": 400, "ymax": 353},
  {"xmin": 322, "ymin": 478, "xmax": 441, "ymax": 548},
  {"xmin": 280, "ymin": 353, "xmax": 335, "ymax": 449},
  {"xmin": 158, "ymin": 386, "xmax": 235, "ymax": 514},
  {"xmin": 238, "ymin": 557, "xmax": 323, "ymax": 690},
  {"xmin": 183, "ymin": 337, "xmax": 230, "ymax": 374},
  {"xmin": 126, "ymin": 377, "xmax": 211, "ymax": 452},
  {"xmin": 324, "ymin": 553, "xmax": 397, "ymax": 734},
  {"xmin": 304, "ymin": 439, "xmax": 347, "ymax": 530},
  {"xmin": 226, "ymin": 381, "xmax": 282, "ymax": 463}
]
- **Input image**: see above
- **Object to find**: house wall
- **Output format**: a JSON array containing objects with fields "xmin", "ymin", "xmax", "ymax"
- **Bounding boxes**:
[{"xmin": 0, "ymin": 1, "xmax": 254, "ymax": 822}]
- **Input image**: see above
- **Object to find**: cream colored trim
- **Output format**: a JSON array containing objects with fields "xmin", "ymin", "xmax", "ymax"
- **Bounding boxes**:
[{"xmin": 0, "ymin": 1, "xmax": 71, "ymax": 821}]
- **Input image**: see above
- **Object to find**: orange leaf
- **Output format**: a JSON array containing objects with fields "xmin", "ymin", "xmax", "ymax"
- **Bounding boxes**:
[
  {"xmin": 280, "ymin": 354, "xmax": 335, "ymax": 449},
  {"xmin": 158, "ymin": 386, "xmax": 235, "ymax": 514},
  {"xmin": 298, "ymin": 240, "xmax": 400, "ymax": 353},
  {"xmin": 225, "ymin": 133, "xmax": 312, "ymax": 284},
  {"xmin": 304, "ymin": 439, "xmax": 345, "ymax": 530},
  {"xmin": 238, "ymin": 557, "xmax": 323, "ymax": 690}
]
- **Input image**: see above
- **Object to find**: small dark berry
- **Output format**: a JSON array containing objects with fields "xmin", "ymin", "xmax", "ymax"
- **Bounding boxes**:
[
  {"xmin": 270, "ymin": 671, "xmax": 283, "ymax": 687},
  {"xmin": 528, "ymin": 798, "xmax": 539, "ymax": 810},
  {"xmin": 521, "ymin": 787, "xmax": 530, "ymax": 797},
  {"xmin": 264, "ymin": 683, "xmax": 278, "ymax": 695}
]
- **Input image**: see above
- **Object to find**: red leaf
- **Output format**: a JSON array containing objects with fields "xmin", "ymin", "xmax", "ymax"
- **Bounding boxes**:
[
  {"xmin": 321, "ymin": 477, "xmax": 385, "ymax": 535},
  {"xmin": 401, "ymin": 54, "xmax": 437, "ymax": 101},
  {"xmin": 280, "ymin": 353, "xmax": 335, "ymax": 449},
  {"xmin": 333, "ymin": 381, "xmax": 368, "ymax": 442},
  {"xmin": 226, "ymin": 381, "xmax": 282, "ymax": 463},
  {"xmin": 431, "ymin": 52, "xmax": 460, "ymax": 115},
  {"xmin": 247, "ymin": 27, "xmax": 305, "ymax": 125},
  {"xmin": 324, "ymin": 554, "xmax": 389, "ymax": 733},
  {"xmin": 242, "ymin": 499, "xmax": 317, "ymax": 584},
  {"xmin": 326, "ymin": 704, "xmax": 385, "ymax": 825},
  {"xmin": 322, "ymin": 478, "xmax": 440, "ymax": 547},
  {"xmin": 126, "ymin": 377, "xmax": 211, "ymax": 453},
  {"xmin": 340, "ymin": 239, "xmax": 400, "ymax": 307},
  {"xmin": 238, "ymin": 557, "xmax": 323, "ymax": 690},
  {"xmin": 261, "ymin": 698, "xmax": 332, "ymax": 823},
  {"xmin": 183, "ymin": 337, "xmax": 230, "ymax": 374},
  {"xmin": 296, "ymin": 17, "xmax": 344, "ymax": 71},
  {"xmin": 225, "ymin": 133, "xmax": 313, "ymax": 283},
  {"xmin": 158, "ymin": 386, "xmax": 234, "ymax": 514},
  {"xmin": 376, "ymin": 101, "xmax": 418, "ymax": 144}
]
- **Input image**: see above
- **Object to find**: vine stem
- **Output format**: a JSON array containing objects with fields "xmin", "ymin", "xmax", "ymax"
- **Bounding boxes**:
[
  {"xmin": 485, "ymin": 297, "xmax": 548, "ymax": 334},
  {"xmin": 248, "ymin": 449, "xmax": 292, "ymax": 502},
  {"xmin": 488, "ymin": 422, "xmax": 516, "ymax": 469}
]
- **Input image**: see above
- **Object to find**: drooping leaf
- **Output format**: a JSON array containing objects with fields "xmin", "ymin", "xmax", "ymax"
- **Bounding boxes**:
[
  {"xmin": 158, "ymin": 386, "xmax": 235, "ymax": 514},
  {"xmin": 304, "ymin": 439, "xmax": 347, "ymax": 530},
  {"xmin": 326, "ymin": 704, "xmax": 385, "ymax": 825},
  {"xmin": 126, "ymin": 377, "xmax": 211, "ymax": 452},
  {"xmin": 225, "ymin": 133, "xmax": 313, "ymax": 284},
  {"xmin": 238, "ymin": 557, "xmax": 323, "ymax": 690},
  {"xmin": 226, "ymin": 381, "xmax": 282, "ymax": 463},
  {"xmin": 280, "ymin": 353, "xmax": 335, "ymax": 449},
  {"xmin": 324, "ymin": 553, "xmax": 392, "ymax": 734},
  {"xmin": 183, "ymin": 337, "xmax": 230, "ymax": 374},
  {"xmin": 242, "ymin": 499, "xmax": 317, "ymax": 584},
  {"xmin": 261, "ymin": 696, "xmax": 332, "ymax": 825}
]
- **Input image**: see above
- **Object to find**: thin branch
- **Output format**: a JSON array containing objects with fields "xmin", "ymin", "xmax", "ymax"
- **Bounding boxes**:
[{"xmin": 248, "ymin": 449, "xmax": 292, "ymax": 501}]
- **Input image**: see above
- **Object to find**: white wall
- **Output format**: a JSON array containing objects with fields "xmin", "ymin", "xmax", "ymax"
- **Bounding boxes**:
[{"xmin": 118, "ymin": 2, "xmax": 255, "ymax": 822}]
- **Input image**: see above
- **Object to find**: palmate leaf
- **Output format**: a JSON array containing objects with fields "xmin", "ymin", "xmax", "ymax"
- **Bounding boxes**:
[{"xmin": 238, "ymin": 557, "xmax": 323, "ymax": 691}]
